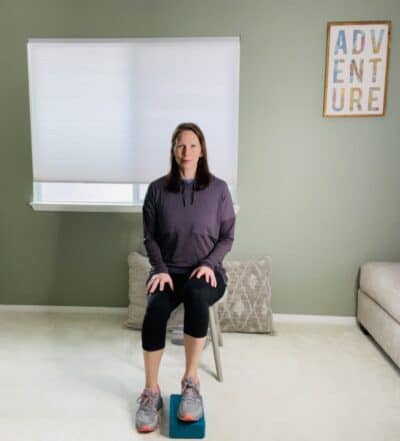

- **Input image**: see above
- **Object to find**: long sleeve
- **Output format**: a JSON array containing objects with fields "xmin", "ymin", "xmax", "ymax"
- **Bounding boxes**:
[
  {"xmin": 142, "ymin": 183, "xmax": 169, "ymax": 274},
  {"xmin": 198, "ymin": 183, "xmax": 235, "ymax": 270}
]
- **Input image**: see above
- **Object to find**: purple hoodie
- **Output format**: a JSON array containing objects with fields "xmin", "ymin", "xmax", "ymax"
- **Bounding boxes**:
[{"xmin": 142, "ymin": 173, "xmax": 236, "ymax": 284}]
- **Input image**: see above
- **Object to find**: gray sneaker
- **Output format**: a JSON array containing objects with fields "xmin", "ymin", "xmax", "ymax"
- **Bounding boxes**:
[
  {"xmin": 177, "ymin": 377, "xmax": 204, "ymax": 422},
  {"xmin": 135, "ymin": 386, "xmax": 163, "ymax": 433}
]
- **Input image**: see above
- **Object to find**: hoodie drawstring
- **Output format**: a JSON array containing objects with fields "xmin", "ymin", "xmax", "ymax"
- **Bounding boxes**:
[
  {"xmin": 180, "ymin": 181, "xmax": 195, "ymax": 207},
  {"xmin": 181, "ymin": 182, "xmax": 186, "ymax": 207}
]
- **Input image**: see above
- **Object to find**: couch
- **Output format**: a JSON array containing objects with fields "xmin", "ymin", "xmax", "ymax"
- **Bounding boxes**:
[{"xmin": 357, "ymin": 261, "xmax": 400, "ymax": 369}]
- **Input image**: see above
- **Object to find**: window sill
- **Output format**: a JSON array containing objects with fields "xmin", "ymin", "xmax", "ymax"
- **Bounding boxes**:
[
  {"xmin": 30, "ymin": 201, "xmax": 241, "ymax": 214},
  {"xmin": 30, "ymin": 201, "xmax": 143, "ymax": 213}
]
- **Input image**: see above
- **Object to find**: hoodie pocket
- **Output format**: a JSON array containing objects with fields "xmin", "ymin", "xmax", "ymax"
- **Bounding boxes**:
[{"xmin": 191, "ymin": 228, "xmax": 218, "ymax": 261}]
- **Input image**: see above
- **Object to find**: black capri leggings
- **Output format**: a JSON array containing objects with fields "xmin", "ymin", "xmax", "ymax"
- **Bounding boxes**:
[{"xmin": 141, "ymin": 270, "xmax": 227, "ymax": 351}]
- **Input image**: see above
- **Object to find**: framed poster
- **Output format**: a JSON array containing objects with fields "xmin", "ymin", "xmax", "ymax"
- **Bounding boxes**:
[{"xmin": 323, "ymin": 21, "xmax": 391, "ymax": 117}]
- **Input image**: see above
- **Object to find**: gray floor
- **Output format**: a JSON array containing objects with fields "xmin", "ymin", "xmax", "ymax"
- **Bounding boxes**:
[{"xmin": 0, "ymin": 310, "xmax": 399, "ymax": 441}]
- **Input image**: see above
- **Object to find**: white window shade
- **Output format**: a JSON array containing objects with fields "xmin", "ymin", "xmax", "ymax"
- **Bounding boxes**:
[{"xmin": 27, "ymin": 37, "xmax": 240, "ymax": 185}]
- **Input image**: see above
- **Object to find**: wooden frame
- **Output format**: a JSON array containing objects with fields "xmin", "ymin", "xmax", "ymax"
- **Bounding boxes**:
[{"xmin": 323, "ymin": 20, "xmax": 391, "ymax": 117}]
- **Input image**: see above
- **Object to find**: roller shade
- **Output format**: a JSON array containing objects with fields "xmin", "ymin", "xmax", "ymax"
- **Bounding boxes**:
[{"xmin": 27, "ymin": 37, "xmax": 240, "ymax": 185}]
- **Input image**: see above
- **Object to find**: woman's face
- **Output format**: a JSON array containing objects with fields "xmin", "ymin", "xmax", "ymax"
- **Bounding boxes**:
[{"xmin": 173, "ymin": 130, "xmax": 203, "ymax": 176}]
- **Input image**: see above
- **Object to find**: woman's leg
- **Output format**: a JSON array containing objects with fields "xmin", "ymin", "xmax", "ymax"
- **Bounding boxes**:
[
  {"xmin": 181, "ymin": 271, "xmax": 226, "ymax": 381},
  {"xmin": 182, "ymin": 334, "xmax": 207, "ymax": 382},
  {"xmin": 143, "ymin": 348, "xmax": 164, "ymax": 391},
  {"xmin": 141, "ymin": 273, "xmax": 185, "ymax": 389},
  {"xmin": 141, "ymin": 293, "xmax": 171, "ymax": 391}
]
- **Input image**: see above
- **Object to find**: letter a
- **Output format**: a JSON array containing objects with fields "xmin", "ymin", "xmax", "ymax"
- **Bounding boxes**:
[{"xmin": 334, "ymin": 30, "xmax": 347, "ymax": 55}]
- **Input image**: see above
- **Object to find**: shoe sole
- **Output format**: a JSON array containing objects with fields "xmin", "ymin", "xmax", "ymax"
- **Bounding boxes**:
[
  {"xmin": 178, "ymin": 414, "xmax": 198, "ymax": 422},
  {"xmin": 136, "ymin": 408, "xmax": 162, "ymax": 433},
  {"xmin": 177, "ymin": 399, "xmax": 203, "ymax": 422}
]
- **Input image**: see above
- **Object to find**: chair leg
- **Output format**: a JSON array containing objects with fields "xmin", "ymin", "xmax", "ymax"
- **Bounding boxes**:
[
  {"xmin": 209, "ymin": 305, "xmax": 223, "ymax": 382},
  {"xmin": 213, "ymin": 303, "xmax": 223, "ymax": 347}
]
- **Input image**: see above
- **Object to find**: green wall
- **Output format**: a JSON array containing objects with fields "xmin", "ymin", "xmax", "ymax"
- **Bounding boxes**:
[{"xmin": 1, "ymin": 0, "xmax": 399, "ymax": 314}]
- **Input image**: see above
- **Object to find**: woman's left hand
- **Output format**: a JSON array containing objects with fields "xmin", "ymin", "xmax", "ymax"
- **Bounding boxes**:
[{"xmin": 189, "ymin": 265, "xmax": 217, "ymax": 288}]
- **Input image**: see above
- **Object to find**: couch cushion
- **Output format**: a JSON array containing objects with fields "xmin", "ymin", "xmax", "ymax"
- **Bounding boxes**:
[{"xmin": 360, "ymin": 262, "xmax": 400, "ymax": 323}]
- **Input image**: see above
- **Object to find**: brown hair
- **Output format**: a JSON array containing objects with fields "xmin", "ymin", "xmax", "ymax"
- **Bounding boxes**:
[{"xmin": 164, "ymin": 122, "xmax": 212, "ymax": 192}]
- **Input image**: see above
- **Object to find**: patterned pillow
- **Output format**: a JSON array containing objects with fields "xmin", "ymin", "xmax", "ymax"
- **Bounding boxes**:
[
  {"xmin": 217, "ymin": 258, "xmax": 274, "ymax": 334},
  {"xmin": 124, "ymin": 251, "xmax": 274, "ymax": 334},
  {"xmin": 124, "ymin": 251, "xmax": 183, "ymax": 331}
]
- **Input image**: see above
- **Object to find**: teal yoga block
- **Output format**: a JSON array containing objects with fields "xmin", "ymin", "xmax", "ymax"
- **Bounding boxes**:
[{"xmin": 169, "ymin": 394, "xmax": 206, "ymax": 439}]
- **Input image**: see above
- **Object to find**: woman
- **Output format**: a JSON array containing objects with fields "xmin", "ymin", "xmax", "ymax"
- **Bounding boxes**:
[{"xmin": 135, "ymin": 122, "xmax": 236, "ymax": 433}]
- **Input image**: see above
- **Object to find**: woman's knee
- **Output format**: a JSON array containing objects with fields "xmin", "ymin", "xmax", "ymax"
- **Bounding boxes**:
[
  {"xmin": 146, "ymin": 291, "xmax": 170, "ymax": 309},
  {"xmin": 183, "ymin": 279, "xmax": 209, "ymax": 302},
  {"xmin": 183, "ymin": 277, "xmax": 224, "ymax": 307}
]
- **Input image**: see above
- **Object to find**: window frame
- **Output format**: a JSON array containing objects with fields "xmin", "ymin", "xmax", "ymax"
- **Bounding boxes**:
[{"xmin": 30, "ymin": 182, "xmax": 240, "ymax": 213}]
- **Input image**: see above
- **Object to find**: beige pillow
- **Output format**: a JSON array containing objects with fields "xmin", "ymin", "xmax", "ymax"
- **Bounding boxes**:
[
  {"xmin": 216, "ymin": 258, "xmax": 274, "ymax": 334},
  {"xmin": 124, "ymin": 251, "xmax": 183, "ymax": 331},
  {"xmin": 124, "ymin": 252, "xmax": 274, "ymax": 334}
]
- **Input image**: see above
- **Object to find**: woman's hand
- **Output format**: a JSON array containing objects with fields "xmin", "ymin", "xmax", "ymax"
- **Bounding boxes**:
[
  {"xmin": 190, "ymin": 265, "xmax": 217, "ymax": 288},
  {"xmin": 146, "ymin": 272, "xmax": 174, "ymax": 295}
]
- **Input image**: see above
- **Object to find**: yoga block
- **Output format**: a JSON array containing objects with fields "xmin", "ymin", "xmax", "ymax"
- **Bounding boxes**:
[{"xmin": 169, "ymin": 394, "xmax": 206, "ymax": 439}]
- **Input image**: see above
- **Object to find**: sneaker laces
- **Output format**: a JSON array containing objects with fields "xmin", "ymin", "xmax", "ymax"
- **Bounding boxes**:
[
  {"xmin": 181, "ymin": 381, "xmax": 201, "ymax": 404},
  {"xmin": 136, "ymin": 390, "xmax": 157, "ymax": 411}
]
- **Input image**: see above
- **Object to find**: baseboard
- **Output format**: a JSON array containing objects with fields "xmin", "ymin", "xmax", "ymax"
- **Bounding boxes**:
[
  {"xmin": 0, "ymin": 304, "xmax": 126, "ymax": 314},
  {"xmin": 0, "ymin": 304, "xmax": 356, "ymax": 324},
  {"xmin": 274, "ymin": 313, "xmax": 356, "ymax": 325}
]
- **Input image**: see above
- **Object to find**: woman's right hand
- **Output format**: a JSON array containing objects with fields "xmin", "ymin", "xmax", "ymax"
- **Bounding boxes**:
[{"xmin": 146, "ymin": 272, "xmax": 174, "ymax": 295}]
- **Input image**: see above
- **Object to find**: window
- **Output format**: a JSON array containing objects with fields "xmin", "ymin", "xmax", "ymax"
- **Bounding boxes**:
[{"xmin": 27, "ymin": 37, "xmax": 240, "ymax": 212}]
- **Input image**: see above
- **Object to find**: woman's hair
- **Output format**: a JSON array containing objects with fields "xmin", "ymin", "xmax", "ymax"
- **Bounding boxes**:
[{"xmin": 164, "ymin": 122, "xmax": 212, "ymax": 192}]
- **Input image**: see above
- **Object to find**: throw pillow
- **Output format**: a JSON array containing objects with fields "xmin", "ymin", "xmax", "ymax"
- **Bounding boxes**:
[
  {"xmin": 124, "ymin": 251, "xmax": 274, "ymax": 334},
  {"xmin": 217, "ymin": 258, "xmax": 274, "ymax": 334},
  {"xmin": 124, "ymin": 251, "xmax": 183, "ymax": 331}
]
